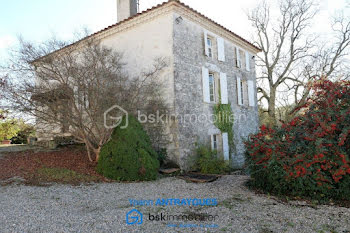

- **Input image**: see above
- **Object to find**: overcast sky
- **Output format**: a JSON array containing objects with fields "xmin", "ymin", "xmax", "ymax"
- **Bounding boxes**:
[{"xmin": 0, "ymin": 0, "xmax": 348, "ymax": 59}]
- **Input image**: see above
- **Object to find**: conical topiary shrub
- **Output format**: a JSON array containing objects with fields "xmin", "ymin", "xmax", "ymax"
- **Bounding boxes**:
[{"xmin": 97, "ymin": 115, "xmax": 159, "ymax": 181}]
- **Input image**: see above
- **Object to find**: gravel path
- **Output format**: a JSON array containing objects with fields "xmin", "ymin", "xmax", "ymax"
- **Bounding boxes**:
[{"xmin": 0, "ymin": 175, "xmax": 349, "ymax": 233}]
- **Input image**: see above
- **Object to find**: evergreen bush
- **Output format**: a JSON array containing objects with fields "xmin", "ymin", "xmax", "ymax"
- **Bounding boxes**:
[{"xmin": 97, "ymin": 116, "xmax": 159, "ymax": 181}]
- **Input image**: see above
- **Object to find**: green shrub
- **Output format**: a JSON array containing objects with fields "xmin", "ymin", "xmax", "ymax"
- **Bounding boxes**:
[
  {"xmin": 0, "ymin": 119, "xmax": 20, "ymax": 141},
  {"xmin": 156, "ymin": 148, "xmax": 167, "ymax": 167},
  {"xmin": 194, "ymin": 145, "xmax": 230, "ymax": 174},
  {"xmin": 11, "ymin": 123, "xmax": 35, "ymax": 144},
  {"xmin": 97, "ymin": 116, "xmax": 159, "ymax": 181},
  {"xmin": 245, "ymin": 80, "xmax": 350, "ymax": 201}
]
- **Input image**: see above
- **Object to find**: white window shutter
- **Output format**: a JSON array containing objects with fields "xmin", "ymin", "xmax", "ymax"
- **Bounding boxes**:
[
  {"xmin": 220, "ymin": 72, "xmax": 228, "ymax": 104},
  {"xmin": 204, "ymin": 31, "xmax": 209, "ymax": 56},
  {"xmin": 237, "ymin": 77, "xmax": 242, "ymax": 105},
  {"xmin": 248, "ymin": 80, "xmax": 255, "ymax": 107},
  {"xmin": 236, "ymin": 47, "xmax": 241, "ymax": 68},
  {"xmin": 245, "ymin": 51, "xmax": 250, "ymax": 71},
  {"xmin": 217, "ymin": 37, "xmax": 225, "ymax": 61},
  {"xmin": 202, "ymin": 67, "xmax": 210, "ymax": 103},
  {"xmin": 222, "ymin": 133, "xmax": 229, "ymax": 161}
]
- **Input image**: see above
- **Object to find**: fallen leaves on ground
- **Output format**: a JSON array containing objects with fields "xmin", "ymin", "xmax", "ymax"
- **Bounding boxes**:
[{"xmin": 0, "ymin": 146, "xmax": 108, "ymax": 185}]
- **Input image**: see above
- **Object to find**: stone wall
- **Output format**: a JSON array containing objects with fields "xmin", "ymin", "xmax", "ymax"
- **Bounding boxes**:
[{"xmin": 172, "ymin": 12, "xmax": 259, "ymax": 169}]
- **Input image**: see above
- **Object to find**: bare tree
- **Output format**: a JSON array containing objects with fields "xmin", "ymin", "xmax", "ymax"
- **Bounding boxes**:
[
  {"xmin": 286, "ymin": 14, "xmax": 350, "ymax": 118},
  {"xmin": 249, "ymin": 0, "xmax": 318, "ymax": 126},
  {"xmin": 249, "ymin": 0, "xmax": 350, "ymax": 126},
  {"xmin": 1, "ymin": 35, "xmax": 167, "ymax": 161}
]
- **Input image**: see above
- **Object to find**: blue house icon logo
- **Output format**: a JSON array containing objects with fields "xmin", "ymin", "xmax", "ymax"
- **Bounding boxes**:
[{"xmin": 126, "ymin": 209, "xmax": 143, "ymax": 225}]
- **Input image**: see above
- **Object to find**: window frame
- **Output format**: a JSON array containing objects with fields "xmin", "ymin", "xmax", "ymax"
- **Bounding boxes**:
[
  {"xmin": 207, "ymin": 37, "xmax": 213, "ymax": 58},
  {"xmin": 211, "ymin": 134, "xmax": 223, "ymax": 153},
  {"xmin": 208, "ymin": 72, "xmax": 216, "ymax": 103},
  {"xmin": 212, "ymin": 134, "xmax": 218, "ymax": 150},
  {"xmin": 240, "ymin": 80, "xmax": 244, "ymax": 105}
]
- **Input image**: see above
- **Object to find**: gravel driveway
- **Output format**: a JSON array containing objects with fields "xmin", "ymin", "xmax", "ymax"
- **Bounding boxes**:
[{"xmin": 0, "ymin": 175, "xmax": 349, "ymax": 233}]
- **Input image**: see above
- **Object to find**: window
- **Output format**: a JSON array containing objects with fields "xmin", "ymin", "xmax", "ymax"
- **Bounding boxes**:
[
  {"xmin": 203, "ymin": 68, "xmax": 228, "ymax": 104},
  {"xmin": 211, "ymin": 134, "xmax": 222, "ymax": 151},
  {"xmin": 204, "ymin": 32, "xmax": 223, "ymax": 60},
  {"xmin": 237, "ymin": 77, "xmax": 245, "ymax": 106},
  {"xmin": 211, "ymin": 134, "xmax": 227, "ymax": 159},
  {"xmin": 209, "ymin": 73, "xmax": 215, "ymax": 102},
  {"xmin": 237, "ymin": 79, "xmax": 251, "ymax": 106},
  {"xmin": 212, "ymin": 134, "xmax": 218, "ymax": 150},
  {"xmin": 207, "ymin": 37, "xmax": 213, "ymax": 58}
]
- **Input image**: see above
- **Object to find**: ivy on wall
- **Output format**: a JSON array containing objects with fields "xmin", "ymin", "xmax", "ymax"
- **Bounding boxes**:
[{"xmin": 213, "ymin": 103, "xmax": 235, "ymax": 155}]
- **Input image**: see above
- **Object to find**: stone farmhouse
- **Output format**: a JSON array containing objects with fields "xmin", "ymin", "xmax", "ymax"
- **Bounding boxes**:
[{"xmin": 36, "ymin": 0, "xmax": 260, "ymax": 169}]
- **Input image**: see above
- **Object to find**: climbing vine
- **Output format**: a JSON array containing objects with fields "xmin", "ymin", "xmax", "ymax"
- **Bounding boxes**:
[{"xmin": 213, "ymin": 103, "xmax": 235, "ymax": 154}]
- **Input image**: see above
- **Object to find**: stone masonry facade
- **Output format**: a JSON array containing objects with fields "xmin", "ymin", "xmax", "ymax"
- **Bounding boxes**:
[{"xmin": 171, "ymin": 12, "xmax": 259, "ymax": 169}]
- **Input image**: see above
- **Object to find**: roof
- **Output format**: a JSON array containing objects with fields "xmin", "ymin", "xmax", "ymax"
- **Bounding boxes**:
[
  {"xmin": 34, "ymin": 0, "xmax": 260, "ymax": 62},
  {"xmin": 173, "ymin": 0, "xmax": 260, "ymax": 51}
]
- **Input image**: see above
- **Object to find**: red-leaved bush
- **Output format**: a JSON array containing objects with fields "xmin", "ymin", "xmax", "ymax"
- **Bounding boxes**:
[{"xmin": 245, "ymin": 80, "xmax": 350, "ymax": 200}]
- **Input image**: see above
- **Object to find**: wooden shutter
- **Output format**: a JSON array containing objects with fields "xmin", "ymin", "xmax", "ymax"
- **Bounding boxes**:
[
  {"xmin": 237, "ymin": 77, "xmax": 243, "ymax": 105},
  {"xmin": 217, "ymin": 37, "xmax": 225, "ymax": 61},
  {"xmin": 204, "ymin": 31, "xmax": 209, "ymax": 56},
  {"xmin": 220, "ymin": 72, "xmax": 228, "ymax": 104},
  {"xmin": 202, "ymin": 67, "xmax": 210, "ymax": 103},
  {"xmin": 245, "ymin": 51, "xmax": 250, "ymax": 71},
  {"xmin": 248, "ymin": 80, "xmax": 255, "ymax": 107},
  {"xmin": 222, "ymin": 133, "xmax": 229, "ymax": 161}
]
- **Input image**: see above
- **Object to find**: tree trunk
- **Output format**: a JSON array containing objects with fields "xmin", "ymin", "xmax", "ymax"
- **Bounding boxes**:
[
  {"xmin": 268, "ymin": 88, "xmax": 277, "ymax": 127},
  {"xmin": 94, "ymin": 147, "xmax": 101, "ymax": 162},
  {"xmin": 84, "ymin": 139, "xmax": 93, "ymax": 162},
  {"xmin": 86, "ymin": 145, "xmax": 93, "ymax": 162}
]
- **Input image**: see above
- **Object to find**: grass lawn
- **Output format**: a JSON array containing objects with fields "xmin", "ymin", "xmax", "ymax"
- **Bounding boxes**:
[{"xmin": 34, "ymin": 167, "xmax": 101, "ymax": 184}]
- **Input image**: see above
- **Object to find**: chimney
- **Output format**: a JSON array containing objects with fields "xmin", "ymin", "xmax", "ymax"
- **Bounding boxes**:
[{"xmin": 117, "ymin": 0, "xmax": 138, "ymax": 23}]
